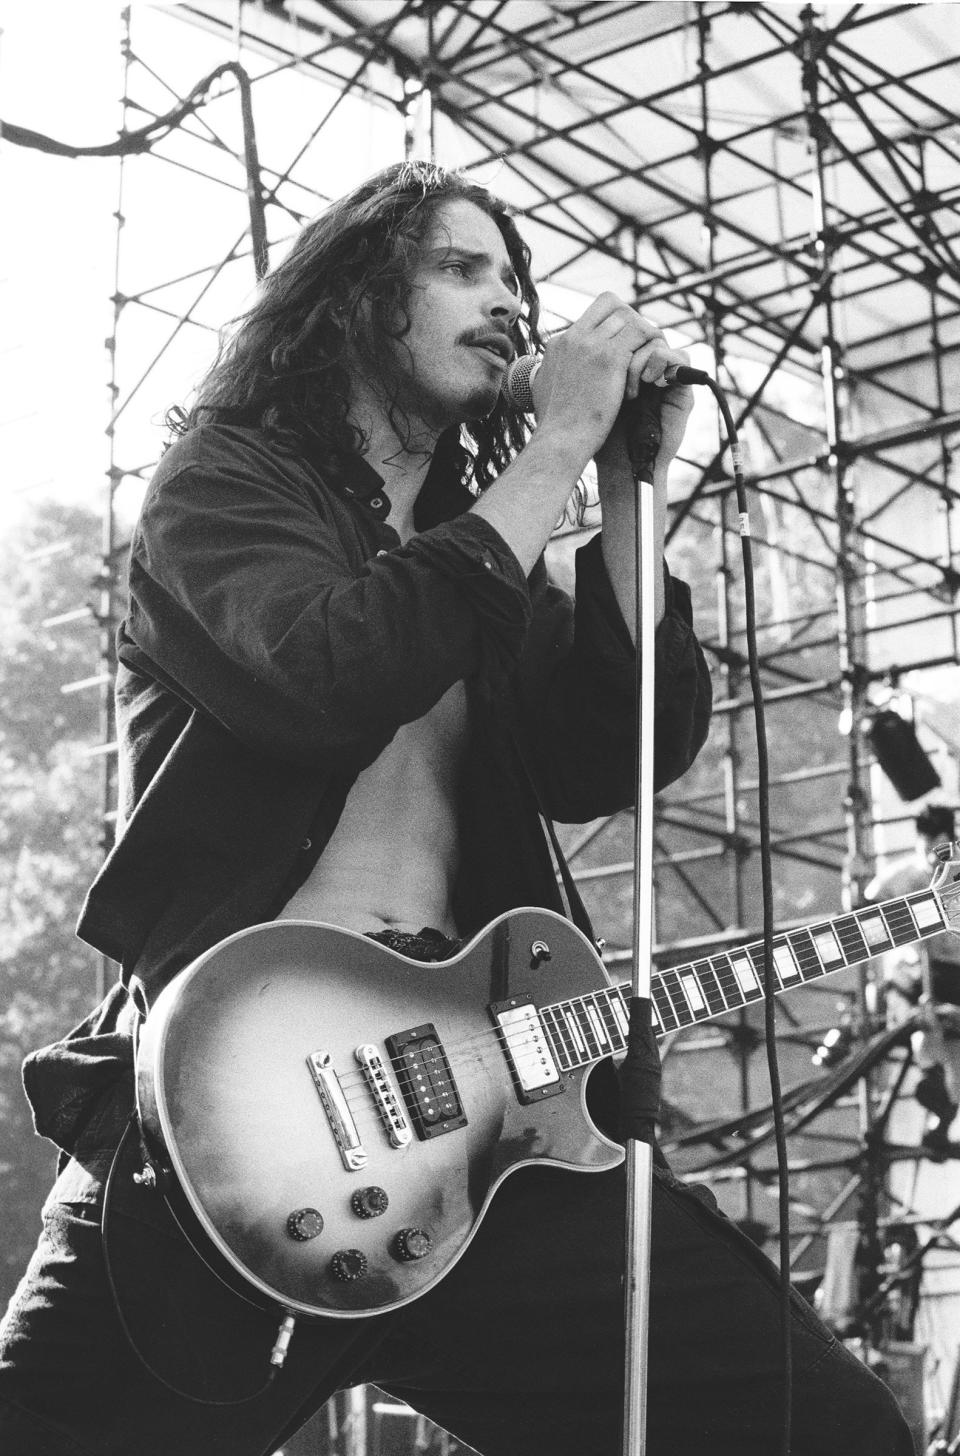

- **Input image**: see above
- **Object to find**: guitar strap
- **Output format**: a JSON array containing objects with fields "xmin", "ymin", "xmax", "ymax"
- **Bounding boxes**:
[{"xmin": 508, "ymin": 728, "xmax": 601, "ymax": 951}]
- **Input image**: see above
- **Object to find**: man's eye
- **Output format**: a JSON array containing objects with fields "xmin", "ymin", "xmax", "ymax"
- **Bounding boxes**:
[{"xmin": 443, "ymin": 260, "xmax": 469, "ymax": 277}]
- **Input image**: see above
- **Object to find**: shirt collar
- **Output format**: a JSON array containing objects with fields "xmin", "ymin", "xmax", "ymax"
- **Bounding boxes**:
[
  {"xmin": 336, "ymin": 453, "xmax": 392, "ymax": 522},
  {"xmin": 323, "ymin": 431, "xmax": 478, "ymax": 531}
]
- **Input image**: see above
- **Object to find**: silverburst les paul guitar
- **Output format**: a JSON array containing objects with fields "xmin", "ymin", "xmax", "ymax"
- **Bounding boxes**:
[{"xmin": 136, "ymin": 852, "xmax": 960, "ymax": 1320}]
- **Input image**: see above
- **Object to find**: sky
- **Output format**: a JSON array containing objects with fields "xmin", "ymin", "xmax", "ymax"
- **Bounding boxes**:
[
  {"xmin": 2, "ymin": 4, "xmax": 129, "ymax": 530},
  {"xmin": 2, "ymin": 0, "xmax": 958, "ymax": 825},
  {"xmin": 0, "ymin": 2, "xmax": 424, "ymax": 535},
  {"xmin": 0, "ymin": 0, "xmax": 715, "ymax": 541}
]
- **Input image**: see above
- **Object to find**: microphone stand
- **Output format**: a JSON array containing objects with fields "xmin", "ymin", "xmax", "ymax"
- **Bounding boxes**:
[{"xmin": 619, "ymin": 393, "xmax": 664, "ymax": 1456}]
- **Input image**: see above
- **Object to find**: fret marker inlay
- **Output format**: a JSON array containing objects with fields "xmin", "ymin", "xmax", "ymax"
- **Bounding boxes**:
[
  {"xmin": 773, "ymin": 944, "xmax": 800, "ymax": 981},
  {"xmin": 911, "ymin": 894, "xmax": 943, "ymax": 929},
  {"xmin": 730, "ymin": 953, "xmax": 758, "ymax": 993},
  {"xmin": 681, "ymin": 974, "xmax": 706, "ymax": 1012}
]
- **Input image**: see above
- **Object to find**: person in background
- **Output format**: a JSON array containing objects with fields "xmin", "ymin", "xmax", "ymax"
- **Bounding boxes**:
[{"xmin": 865, "ymin": 803, "xmax": 960, "ymax": 1146}]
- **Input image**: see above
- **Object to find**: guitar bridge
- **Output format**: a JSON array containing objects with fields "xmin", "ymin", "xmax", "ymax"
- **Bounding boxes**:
[
  {"xmin": 385, "ymin": 1023, "xmax": 467, "ymax": 1141},
  {"xmin": 306, "ymin": 1050, "xmax": 368, "ymax": 1172},
  {"xmin": 355, "ymin": 1043, "xmax": 413, "ymax": 1148}
]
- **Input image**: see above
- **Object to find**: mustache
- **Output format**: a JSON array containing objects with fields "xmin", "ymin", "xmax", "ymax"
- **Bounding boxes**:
[{"xmin": 458, "ymin": 327, "xmax": 517, "ymax": 362}]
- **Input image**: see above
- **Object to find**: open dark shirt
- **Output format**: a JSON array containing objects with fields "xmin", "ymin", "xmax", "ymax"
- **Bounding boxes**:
[{"xmin": 23, "ymin": 422, "xmax": 712, "ymax": 1165}]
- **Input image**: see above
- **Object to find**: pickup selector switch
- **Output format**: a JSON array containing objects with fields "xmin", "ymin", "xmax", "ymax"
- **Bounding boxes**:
[
  {"xmin": 391, "ymin": 1227, "xmax": 432, "ymax": 1262},
  {"xmin": 330, "ymin": 1249, "xmax": 368, "ymax": 1282},
  {"xmin": 286, "ymin": 1207, "xmax": 324, "ymax": 1242},
  {"xmin": 351, "ymin": 1186, "xmax": 389, "ymax": 1219}
]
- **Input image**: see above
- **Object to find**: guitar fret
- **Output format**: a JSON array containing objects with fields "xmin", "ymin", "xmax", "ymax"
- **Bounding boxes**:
[
  {"xmin": 651, "ymin": 977, "xmax": 679, "ymax": 1032},
  {"xmin": 787, "ymin": 927, "xmax": 826, "ymax": 981},
  {"xmin": 881, "ymin": 899, "xmax": 919, "ymax": 946},
  {"xmin": 855, "ymin": 905, "xmax": 893, "ymax": 953},
  {"xmin": 571, "ymin": 997, "xmax": 603, "ymax": 1059},
  {"xmin": 809, "ymin": 921, "xmax": 847, "ymax": 970},
  {"xmin": 596, "ymin": 992, "xmax": 628, "ymax": 1051},
  {"xmin": 747, "ymin": 944, "xmax": 779, "ymax": 993},
  {"xmin": 537, "ymin": 879, "xmax": 953, "ymax": 1068},
  {"xmin": 772, "ymin": 938, "xmax": 802, "ymax": 985},
  {"xmin": 692, "ymin": 959, "xmax": 728, "ymax": 1016},
  {"xmin": 582, "ymin": 995, "xmax": 610, "ymax": 1055},
  {"xmin": 661, "ymin": 968, "xmax": 695, "ymax": 1027},
  {"xmin": 541, "ymin": 1005, "xmax": 574, "ymax": 1071},
  {"xmin": 833, "ymin": 914, "xmax": 869, "ymax": 963},
  {"xmin": 709, "ymin": 954, "xmax": 742, "ymax": 1010},
  {"xmin": 728, "ymin": 949, "xmax": 763, "ymax": 1001},
  {"xmin": 559, "ymin": 1002, "xmax": 589, "ymax": 1062},
  {"xmin": 609, "ymin": 986, "xmax": 633, "ymax": 1038},
  {"xmin": 677, "ymin": 969, "xmax": 709, "ymax": 1018},
  {"xmin": 908, "ymin": 890, "xmax": 947, "ymax": 935}
]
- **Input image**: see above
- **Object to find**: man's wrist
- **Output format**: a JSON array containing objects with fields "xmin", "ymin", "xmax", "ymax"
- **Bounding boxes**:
[{"xmin": 525, "ymin": 423, "xmax": 592, "ymax": 483}]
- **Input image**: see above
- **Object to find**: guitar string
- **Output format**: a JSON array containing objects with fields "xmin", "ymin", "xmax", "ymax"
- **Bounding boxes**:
[
  {"xmin": 329, "ymin": 901, "xmax": 953, "ymax": 1117},
  {"xmin": 331, "ymin": 927, "xmax": 917, "ymax": 1110},
  {"xmin": 281, "ymin": 885, "xmax": 956, "ymax": 1117},
  {"xmin": 328, "ymin": 1019, "xmax": 607, "ymax": 1127},
  {"xmin": 330, "ymin": 999, "xmax": 630, "ymax": 1099}
]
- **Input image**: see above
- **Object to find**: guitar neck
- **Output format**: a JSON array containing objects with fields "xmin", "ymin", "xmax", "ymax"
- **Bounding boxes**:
[{"xmin": 536, "ymin": 882, "xmax": 955, "ymax": 1075}]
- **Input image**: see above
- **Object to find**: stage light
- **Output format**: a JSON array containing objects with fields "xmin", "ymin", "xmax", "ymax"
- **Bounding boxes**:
[{"xmin": 866, "ymin": 709, "xmax": 940, "ymax": 801}]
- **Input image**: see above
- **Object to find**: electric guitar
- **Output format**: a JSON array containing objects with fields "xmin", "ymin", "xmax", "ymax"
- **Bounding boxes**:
[{"xmin": 136, "ymin": 850, "xmax": 960, "ymax": 1319}]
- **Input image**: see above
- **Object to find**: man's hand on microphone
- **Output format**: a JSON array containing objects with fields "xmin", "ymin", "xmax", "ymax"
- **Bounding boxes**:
[
  {"xmin": 519, "ymin": 294, "xmax": 694, "ymax": 480},
  {"xmin": 470, "ymin": 293, "xmax": 692, "ymax": 582},
  {"xmin": 520, "ymin": 299, "xmax": 639, "ymax": 451}
]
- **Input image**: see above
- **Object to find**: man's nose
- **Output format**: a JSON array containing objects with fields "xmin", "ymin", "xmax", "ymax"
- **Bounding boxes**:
[{"xmin": 488, "ymin": 279, "xmax": 521, "ymax": 326}]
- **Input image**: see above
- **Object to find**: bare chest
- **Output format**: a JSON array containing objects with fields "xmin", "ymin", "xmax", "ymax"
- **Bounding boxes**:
[{"xmin": 276, "ymin": 682, "xmax": 469, "ymax": 933}]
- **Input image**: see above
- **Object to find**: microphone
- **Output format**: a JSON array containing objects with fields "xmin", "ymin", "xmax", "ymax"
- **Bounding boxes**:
[
  {"xmin": 502, "ymin": 354, "xmax": 710, "ymax": 411},
  {"xmin": 502, "ymin": 354, "xmax": 711, "ymax": 483}
]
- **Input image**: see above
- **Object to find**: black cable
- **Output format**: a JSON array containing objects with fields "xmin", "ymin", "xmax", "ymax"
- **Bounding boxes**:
[
  {"xmin": 706, "ymin": 377, "xmax": 793, "ymax": 1456},
  {"xmin": 1, "ymin": 61, "xmax": 249, "ymax": 159},
  {"xmin": 101, "ymin": 1111, "xmax": 289, "ymax": 1406}
]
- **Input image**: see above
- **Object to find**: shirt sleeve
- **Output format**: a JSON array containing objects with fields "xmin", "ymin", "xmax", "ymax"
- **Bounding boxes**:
[
  {"xmin": 122, "ymin": 428, "xmax": 533, "ymax": 767},
  {"xmin": 512, "ymin": 532, "xmax": 712, "ymax": 821}
]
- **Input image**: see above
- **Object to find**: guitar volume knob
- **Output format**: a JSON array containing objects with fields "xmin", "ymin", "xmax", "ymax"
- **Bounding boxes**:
[
  {"xmin": 391, "ymin": 1227, "xmax": 432, "ymax": 1262},
  {"xmin": 351, "ymin": 1186, "xmax": 389, "ymax": 1219},
  {"xmin": 330, "ymin": 1249, "xmax": 368, "ymax": 1282},
  {"xmin": 286, "ymin": 1207, "xmax": 324, "ymax": 1242}
]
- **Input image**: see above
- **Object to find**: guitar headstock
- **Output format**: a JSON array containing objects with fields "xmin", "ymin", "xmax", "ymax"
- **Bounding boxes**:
[{"xmin": 932, "ymin": 840, "xmax": 960, "ymax": 930}]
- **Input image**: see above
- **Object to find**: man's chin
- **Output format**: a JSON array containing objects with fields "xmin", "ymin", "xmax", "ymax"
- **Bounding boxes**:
[
  {"xmin": 412, "ymin": 378, "xmax": 503, "ymax": 431},
  {"xmin": 461, "ymin": 381, "xmax": 502, "ymax": 422}
]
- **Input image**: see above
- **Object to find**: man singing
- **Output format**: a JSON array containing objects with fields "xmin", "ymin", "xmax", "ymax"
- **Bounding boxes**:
[{"xmin": 0, "ymin": 162, "xmax": 910, "ymax": 1454}]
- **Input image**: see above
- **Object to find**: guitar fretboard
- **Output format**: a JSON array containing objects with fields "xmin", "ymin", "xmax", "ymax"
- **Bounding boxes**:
[{"xmin": 538, "ymin": 885, "xmax": 951, "ymax": 1073}]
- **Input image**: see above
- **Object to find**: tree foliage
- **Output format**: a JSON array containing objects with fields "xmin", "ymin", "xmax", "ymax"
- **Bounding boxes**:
[{"xmin": 0, "ymin": 501, "xmax": 108, "ymax": 1307}]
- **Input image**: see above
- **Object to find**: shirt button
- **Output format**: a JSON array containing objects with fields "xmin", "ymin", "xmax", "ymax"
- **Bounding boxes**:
[
  {"xmin": 483, "ymin": 559, "xmax": 493, "ymax": 570},
  {"xmin": 369, "ymin": 495, "xmax": 384, "ymax": 510},
  {"xmin": 377, "ymin": 549, "xmax": 388, "ymax": 558},
  {"xmin": 300, "ymin": 837, "xmax": 312, "ymax": 851}
]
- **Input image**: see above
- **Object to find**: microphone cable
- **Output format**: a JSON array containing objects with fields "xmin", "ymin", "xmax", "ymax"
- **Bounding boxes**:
[
  {"xmin": 503, "ymin": 354, "xmax": 791, "ymax": 1452},
  {"xmin": 700, "ymin": 376, "xmax": 792, "ymax": 1456}
]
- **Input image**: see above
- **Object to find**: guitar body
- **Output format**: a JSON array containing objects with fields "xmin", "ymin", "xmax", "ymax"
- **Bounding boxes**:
[{"xmin": 136, "ymin": 908, "xmax": 621, "ymax": 1320}]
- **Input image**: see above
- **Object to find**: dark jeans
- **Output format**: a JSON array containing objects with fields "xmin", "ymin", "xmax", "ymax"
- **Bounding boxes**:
[{"xmin": 0, "ymin": 1081, "xmax": 911, "ymax": 1456}]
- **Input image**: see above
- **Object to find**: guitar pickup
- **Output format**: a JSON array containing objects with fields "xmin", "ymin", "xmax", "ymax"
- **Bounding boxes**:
[
  {"xmin": 385, "ymin": 1023, "xmax": 467, "ymax": 1141},
  {"xmin": 490, "ymin": 996, "xmax": 564, "ymax": 1105}
]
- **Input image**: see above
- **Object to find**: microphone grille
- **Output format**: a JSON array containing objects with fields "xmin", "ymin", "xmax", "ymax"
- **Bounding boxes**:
[{"xmin": 502, "ymin": 354, "xmax": 539, "ymax": 411}]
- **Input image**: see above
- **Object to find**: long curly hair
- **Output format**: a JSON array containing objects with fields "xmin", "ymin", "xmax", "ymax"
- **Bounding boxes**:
[{"xmin": 169, "ymin": 161, "xmax": 543, "ymax": 490}]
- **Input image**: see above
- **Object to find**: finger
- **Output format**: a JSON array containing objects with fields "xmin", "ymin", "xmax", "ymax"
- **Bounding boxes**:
[
  {"xmin": 633, "ymin": 341, "xmax": 689, "ymax": 385},
  {"xmin": 575, "ymin": 291, "xmax": 636, "ymax": 332}
]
